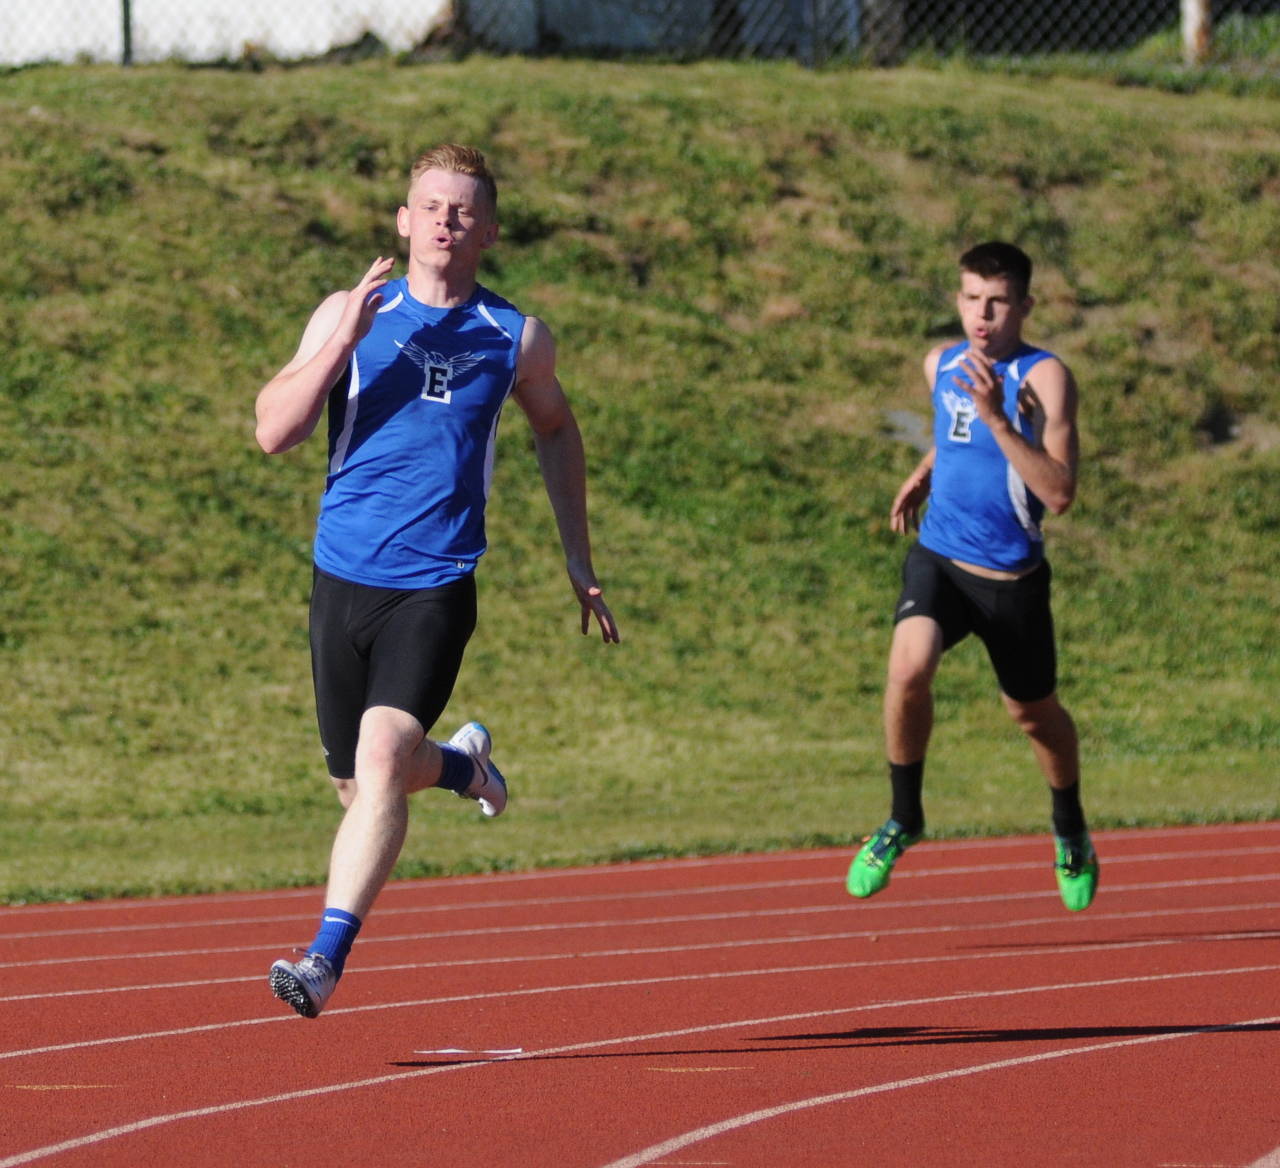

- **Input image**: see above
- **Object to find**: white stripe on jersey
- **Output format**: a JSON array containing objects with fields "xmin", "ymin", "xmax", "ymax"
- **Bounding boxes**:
[
  {"xmin": 481, "ymin": 370, "xmax": 518, "ymax": 500},
  {"xmin": 477, "ymin": 301, "xmax": 514, "ymax": 340},
  {"xmin": 1006, "ymin": 460, "xmax": 1043, "ymax": 541},
  {"xmin": 328, "ymin": 292, "xmax": 399, "ymax": 475},
  {"xmin": 329, "ymin": 353, "xmax": 361, "ymax": 475}
]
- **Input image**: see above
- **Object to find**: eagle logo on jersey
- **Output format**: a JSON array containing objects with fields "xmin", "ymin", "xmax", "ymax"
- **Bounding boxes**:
[
  {"xmin": 942, "ymin": 386, "xmax": 977, "ymax": 443},
  {"xmin": 394, "ymin": 340, "xmax": 483, "ymax": 405}
]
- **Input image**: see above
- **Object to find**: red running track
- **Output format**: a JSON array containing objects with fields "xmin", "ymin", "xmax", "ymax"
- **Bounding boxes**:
[{"xmin": 1, "ymin": 822, "xmax": 1278, "ymax": 1167}]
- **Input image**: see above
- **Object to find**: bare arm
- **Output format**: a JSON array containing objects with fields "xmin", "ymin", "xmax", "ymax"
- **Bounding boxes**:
[
  {"xmin": 254, "ymin": 257, "xmax": 394, "ymax": 454},
  {"xmin": 890, "ymin": 447, "xmax": 936, "ymax": 535},
  {"xmin": 512, "ymin": 316, "xmax": 619, "ymax": 643},
  {"xmin": 889, "ymin": 345, "xmax": 944, "ymax": 534},
  {"xmin": 958, "ymin": 348, "xmax": 1079, "ymax": 515}
]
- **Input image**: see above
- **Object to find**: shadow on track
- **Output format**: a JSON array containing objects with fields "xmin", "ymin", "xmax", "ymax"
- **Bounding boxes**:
[{"xmin": 387, "ymin": 1020, "xmax": 1280, "ymax": 1066}]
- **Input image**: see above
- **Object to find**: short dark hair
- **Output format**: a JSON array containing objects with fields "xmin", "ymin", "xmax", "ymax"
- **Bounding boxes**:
[{"xmin": 959, "ymin": 241, "xmax": 1032, "ymax": 301}]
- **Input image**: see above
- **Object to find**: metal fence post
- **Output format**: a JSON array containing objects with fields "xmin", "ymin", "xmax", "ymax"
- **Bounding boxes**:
[
  {"xmin": 1182, "ymin": 0, "xmax": 1211, "ymax": 66},
  {"xmin": 861, "ymin": 0, "xmax": 904, "ymax": 65},
  {"xmin": 794, "ymin": 0, "xmax": 815, "ymax": 66},
  {"xmin": 121, "ymin": 0, "xmax": 133, "ymax": 65}
]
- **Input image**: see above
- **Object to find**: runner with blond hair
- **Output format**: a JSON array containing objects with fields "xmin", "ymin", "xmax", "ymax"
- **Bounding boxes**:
[{"xmin": 255, "ymin": 144, "xmax": 619, "ymax": 1017}]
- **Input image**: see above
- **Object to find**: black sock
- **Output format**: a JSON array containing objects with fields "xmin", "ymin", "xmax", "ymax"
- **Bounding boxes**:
[
  {"xmin": 1051, "ymin": 782, "xmax": 1087, "ymax": 839},
  {"xmin": 889, "ymin": 761, "xmax": 925, "ymax": 836}
]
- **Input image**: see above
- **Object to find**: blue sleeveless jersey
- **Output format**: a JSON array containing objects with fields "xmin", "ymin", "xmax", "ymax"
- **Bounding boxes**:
[
  {"xmin": 919, "ymin": 341, "xmax": 1055, "ymax": 573},
  {"xmin": 313, "ymin": 279, "xmax": 526, "ymax": 588}
]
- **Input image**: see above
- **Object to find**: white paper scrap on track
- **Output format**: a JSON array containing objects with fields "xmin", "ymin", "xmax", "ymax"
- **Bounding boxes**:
[{"xmin": 414, "ymin": 1047, "xmax": 524, "ymax": 1055}]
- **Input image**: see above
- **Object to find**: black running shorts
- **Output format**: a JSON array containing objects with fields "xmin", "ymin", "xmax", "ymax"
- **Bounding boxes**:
[
  {"xmin": 894, "ymin": 542, "xmax": 1058, "ymax": 703},
  {"xmin": 308, "ymin": 567, "xmax": 478, "ymax": 779}
]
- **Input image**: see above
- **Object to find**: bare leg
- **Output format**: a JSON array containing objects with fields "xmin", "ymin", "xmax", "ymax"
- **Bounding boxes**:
[
  {"xmin": 324, "ymin": 705, "xmax": 444, "ymax": 919},
  {"xmin": 1009, "ymin": 692, "xmax": 1096, "ymax": 909},
  {"xmin": 1001, "ymin": 692, "xmax": 1079, "ymax": 790},
  {"xmin": 331, "ymin": 732, "xmax": 446, "ymax": 810},
  {"xmin": 884, "ymin": 616, "xmax": 944, "ymax": 764},
  {"xmin": 847, "ymin": 617, "xmax": 945, "ymax": 897}
]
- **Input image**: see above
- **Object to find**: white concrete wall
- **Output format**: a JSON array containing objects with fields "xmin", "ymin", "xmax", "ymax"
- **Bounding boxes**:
[{"xmin": 0, "ymin": 0, "xmax": 451, "ymax": 65}]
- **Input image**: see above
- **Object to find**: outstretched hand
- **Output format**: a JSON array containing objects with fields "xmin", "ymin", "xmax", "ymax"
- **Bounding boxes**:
[{"xmin": 570, "ymin": 571, "xmax": 620, "ymax": 644}]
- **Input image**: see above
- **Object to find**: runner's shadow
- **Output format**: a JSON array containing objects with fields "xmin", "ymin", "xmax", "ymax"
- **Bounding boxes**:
[
  {"xmin": 755, "ymin": 1021, "xmax": 1280, "ymax": 1048},
  {"xmin": 963, "ymin": 928, "xmax": 1280, "ymax": 951},
  {"xmin": 386, "ymin": 1021, "xmax": 1280, "ymax": 1067}
]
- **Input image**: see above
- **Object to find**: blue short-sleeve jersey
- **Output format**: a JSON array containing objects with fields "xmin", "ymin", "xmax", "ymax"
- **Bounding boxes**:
[
  {"xmin": 313, "ymin": 279, "xmax": 526, "ymax": 589},
  {"xmin": 919, "ymin": 341, "xmax": 1055, "ymax": 573}
]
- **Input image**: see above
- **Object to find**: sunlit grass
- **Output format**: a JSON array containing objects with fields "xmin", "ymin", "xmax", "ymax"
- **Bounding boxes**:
[{"xmin": 1, "ymin": 57, "xmax": 1277, "ymax": 902}]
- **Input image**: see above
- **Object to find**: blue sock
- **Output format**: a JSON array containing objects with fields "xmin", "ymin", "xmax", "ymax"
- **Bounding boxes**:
[
  {"xmin": 436, "ymin": 744, "xmax": 474, "ymax": 794},
  {"xmin": 307, "ymin": 907, "xmax": 362, "ymax": 977}
]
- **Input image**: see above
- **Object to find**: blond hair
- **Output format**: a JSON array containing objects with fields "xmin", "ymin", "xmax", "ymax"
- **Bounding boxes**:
[{"xmin": 408, "ymin": 144, "xmax": 497, "ymax": 215}]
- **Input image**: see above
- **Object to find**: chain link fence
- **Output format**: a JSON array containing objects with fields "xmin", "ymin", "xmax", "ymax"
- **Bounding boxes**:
[
  {"xmin": 1, "ymin": 0, "xmax": 1277, "ymax": 67},
  {"xmin": 460, "ymin": 0, "xmax": 1278, "ymax": 64}
]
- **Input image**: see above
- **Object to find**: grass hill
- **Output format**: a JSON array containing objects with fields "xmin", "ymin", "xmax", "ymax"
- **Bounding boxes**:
[{"xmin": 1, "ymin": 57, "xmax": 1277, "ymax": 902}]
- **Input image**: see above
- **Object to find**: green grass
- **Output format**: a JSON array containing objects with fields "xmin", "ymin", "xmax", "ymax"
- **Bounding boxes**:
[
  {"xmin": 905, "ymin": 11, "xmax": 1280, "ymax": 97},
  {"xmin": 1, "ymin": 57, "xmax": 1277, "ymax": 903}
]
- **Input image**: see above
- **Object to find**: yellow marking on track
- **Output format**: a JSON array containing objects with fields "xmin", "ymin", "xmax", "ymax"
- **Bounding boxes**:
[
  {"xmin": 7, "ymin": 1084, "xmax": 115, "ymax": 1091},
  {"xmin": 646, "ymin": 1066, "xmax": 750, "ymax": 1073}
]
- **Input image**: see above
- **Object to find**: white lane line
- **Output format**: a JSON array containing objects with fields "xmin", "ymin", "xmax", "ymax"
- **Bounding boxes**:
[
  {"xmin": 3, "ymin": 917, "xmax": 1278, "ymax": 1064},
  {"xmin": 3, "ymin": 898, "xmax": 1278, "ymax": 1003},
  {"xmin": 597, "ymin": 1014, "xmax": 1280, "ymax": 1168},
  {"xmin": 7, "ymin": 877, "xmax": 833, "ymax": 941},
  {"xmin": 2, "ymin": 822, "xmax": 1275, "ymax": 922},
  {"xmin": 3, "ymin": 871, "xmax": 1279, "ymax": 972},
  {"xmin": 5, "ymin": 846, "xmax": 1276, "ymax": 942},
  {"xmin": 1, "ymin": 968, "xmax": 1276, "ymax": 1168},
  {"xmin": 0, "ymin": 848, "xmax": 873, "ymax": 917}
]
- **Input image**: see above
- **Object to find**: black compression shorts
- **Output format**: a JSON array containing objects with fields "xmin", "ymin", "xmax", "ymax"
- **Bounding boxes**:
[
  {"xmin": 894, "ymin": 542, "xmax": 1058, "ymax": 703},
  {"xmin": 308, "ymin": 567, "xmax": 477, "ymax": 779}
]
